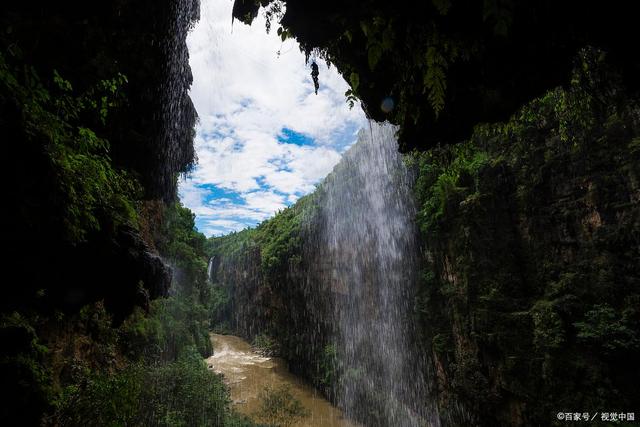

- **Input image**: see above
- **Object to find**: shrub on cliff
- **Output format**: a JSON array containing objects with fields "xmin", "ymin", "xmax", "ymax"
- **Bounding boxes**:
[
  {"xmin": 253, "ymin": 385, "xmax": 309, "ymax": 427},
  {"xmin": 56, "ymin": 346, "xmax": 246, "ymax": 427}
]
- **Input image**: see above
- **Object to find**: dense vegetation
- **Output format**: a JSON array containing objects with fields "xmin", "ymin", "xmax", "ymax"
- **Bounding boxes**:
[
  {"xmin": 208, "ymin": 51, "xmax": 640, "ymax": 426},
  {"xmin": 1, "ymin": 197, "xmax": 254, "ymax": 425},
  {"xmin": 253, "ymin": 385, "xmax": 310, "ymax": 426}
]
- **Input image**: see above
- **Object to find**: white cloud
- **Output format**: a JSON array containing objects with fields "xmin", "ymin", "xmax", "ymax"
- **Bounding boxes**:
[
  {"xmin": 179, "ymin": 0, "xmax": 366, "ymax": 236},
  {"xmin": 201, "ymin": 218, "xmax": 252, "ymax": 236},
  {"xmin": 244, "ymin": 190, "xmax": 288, "ymax": 213},
  {"xmin": 179, "ymin": 182, "xmax": 207, "ymax": 209}
]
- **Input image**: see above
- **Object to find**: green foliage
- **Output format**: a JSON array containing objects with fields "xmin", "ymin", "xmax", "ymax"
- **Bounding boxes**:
[
  {"xmin": 252, "ymin": 334, "xmax": 279, "ymax": 357},
  {"xmin": 475, "ymin": 48, "xmax": 618, "ymax": 151},
  {"xmin": 367, "ymin": 42, "xmax": 383, "ymax": 71},
  {"xmin": 0, "ymin": 312, "xmax": 54, "ymax": 423},
  {"xmin": 255, "ymin": 205, "xmax": 304, "ymax": 277},
  {"xmin": 432, "ymin": 0, "xmax": 452, "ymax": 15},
  {"xmin": 207, "ymin": 228, "xmax": 258, "ymax": 259},
  {"xmin": 424, "ymin": 44, "xmax": 448, "ymax": 117},
  {"xmin": 0, "ymin": 53, "xmax": 138, "ymax": 244},
  {"xmin": 349, "ymin": 72, "xmax": 359, "ymax": 91},
  {"xmin": 574, "ymin": 304, "xmax": 640, "ymax": 353},
  {"xmin": 57, "ymin": 346, "xmax": 243, "ymax": 427},
  {"xmin": 51, "ymin": 260, "xmax": 244, "ymax": 425},
  {"xmin": 412, "ymin": 142, "xmax": 489, "ymax": 233},
  {"xmin": 158, "ymin": 202, "xmax": 210, "ymax": 296},
  {"xmin": 122, "ymin": 296, "xmax": 212, "ymax": 361},
  {"xmin": 209, "ymin": 284, "xmax": 233, "ymax": 332},
  {"xmin": 431, "ymin": 333, "xmax": 451, "ymax": 354},
  {"xmin": 351, "ymin": 14, "xmax": 460, "ymax": 119},
  {"xmin": 531, "ymin": 300, "xmax": 565, "ymax": 351},
  {"xmin": 317, "ymin": 344, "xmax": 338, "ymax": 390},
  {"xmin": 53, "ymin": 233, "xmax": 246, "ymax": 425},
  {"xmin": 125, "ymin": 201, "xmax": 215, "ymax": 359},
  {"xmin": 45, "ymin": 200, "xmax": 242, "ymax": 424},
  {"xmin": 628, "ymin": 137, "xmax": 640, "ymax": 153},
  {"xmin": 208, "ymin": 194, "xmax": 315, "ymax": 281},
  {"xmin": 75, "ymin": 302, "xmax": 121, "ymax": 364},
  {"xmin": 253, "ymin": 385, "xmax": 310, "ymax": 427}
]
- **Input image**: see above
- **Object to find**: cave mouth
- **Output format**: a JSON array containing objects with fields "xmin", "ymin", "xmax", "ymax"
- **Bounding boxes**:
[{"xmin": 2, "ymin": 0, "xmax": 639, "ymax": 425}]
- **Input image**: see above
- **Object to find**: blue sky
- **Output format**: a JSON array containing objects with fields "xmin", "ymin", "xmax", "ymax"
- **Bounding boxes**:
[{"xmin": 180, "ymin": 0, "xmax": 366, "ymax": 236}]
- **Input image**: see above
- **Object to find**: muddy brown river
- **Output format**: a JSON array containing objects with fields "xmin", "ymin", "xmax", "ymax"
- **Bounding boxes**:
[{"xmin": 206, "ymin": 333, "xmax": 357, "ymax": 427}]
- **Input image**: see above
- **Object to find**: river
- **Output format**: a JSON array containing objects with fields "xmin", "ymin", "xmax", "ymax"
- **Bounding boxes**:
[{"xmin": 206, "ymin": 333, "xmax": 357, "ymax": 427}]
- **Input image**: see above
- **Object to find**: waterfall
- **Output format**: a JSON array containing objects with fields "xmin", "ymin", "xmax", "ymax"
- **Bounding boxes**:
[
  {"xmin": 207, "ymin": 256, "xmax": 214, "ymax": 283},
  {"xmin": 316, "ymin": 122, "xmax": 439, "ymax": 426}
]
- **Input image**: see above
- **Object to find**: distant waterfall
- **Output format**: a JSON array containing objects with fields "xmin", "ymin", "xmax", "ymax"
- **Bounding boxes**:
[
  {"xmin": 317, "ymin": 122, "xmax": 439, "ymax": 426},
  {"xmin": 207, "ymin": 256, "xmax": 214, "ymax": 283}
]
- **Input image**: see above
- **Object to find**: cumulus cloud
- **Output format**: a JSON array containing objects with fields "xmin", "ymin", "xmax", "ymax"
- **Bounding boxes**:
[{"xmin": 179, "ymin": 0, "xmax": 366, "ymax": 236}]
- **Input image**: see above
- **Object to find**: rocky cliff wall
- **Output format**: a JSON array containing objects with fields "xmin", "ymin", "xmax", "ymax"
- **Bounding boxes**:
[
  {"xmin": 0, "ymin": 2, "xmax": 200, "ymax": 422},
  {"xmin": 412, "ymin": 60, "xmax": 640, "ymax": 426}
]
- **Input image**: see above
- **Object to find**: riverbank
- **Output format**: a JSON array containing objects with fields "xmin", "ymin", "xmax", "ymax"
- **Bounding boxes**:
[{"xmin": 207, "ymin": 334, "xmax": 357, "ymax": 427}]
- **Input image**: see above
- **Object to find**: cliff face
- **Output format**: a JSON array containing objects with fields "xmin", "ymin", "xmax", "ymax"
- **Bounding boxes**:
[
  {"xmin": 208, "ymin": 58, "xmax": 640, "ymax": 426},
  {"xmin": 0, "ymin": 1, "xmax": 200, "ymax": 423},
  {"xmin": 412, "ymin": 65, "xmax": 640, "ymax": 425},
  {"xmin": 2, "ymin": 0, "xmax": 199, "ymax": 200},
  {"xmin": 1, "ymin": 0, "xmax": 199, "ymax": 316},
  {"xmin": 208, "ymin": 197, "xmax": 335, "ymax": 389}
]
